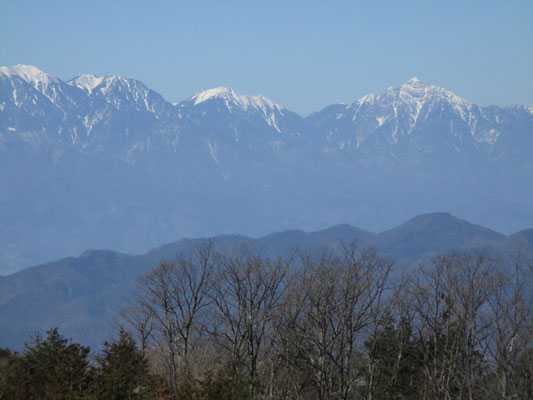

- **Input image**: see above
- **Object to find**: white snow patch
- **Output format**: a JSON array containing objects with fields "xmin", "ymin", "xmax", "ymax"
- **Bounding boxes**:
[
  {"xmin": 376, "ymin": 116, "xmax": 387, "ymax": 127},
  {"xmin": 12, "ymin": 89, "xmax": 20, "ymax": 106},
  {"xmin": 265, "ymin": 112, "xmax": 281, "ymax": 132},
  {"xmin": 399, "ymin": 77, "xmax": 470, "ymax": 121},
  {"xmin": 191, "ymin": 87, "xmax": 285, "ymax": 114},
  {"xmin": 403, "ymin": 77, "xmax": 425, "ymax": 87},
  {"xmin": 68, "ymin": 74, "xmax": 104, "ymax": 94},
  {"xmin": 486, "ymin": 128, "xmax": 499, "ymax": 144},
  {"xmin": 207, "ymin": 137, "xmax": 221, "ymax": 166},
  {"xmin": 358, "ymin": 93, "xmax": 376, "ymax": 104},
  {"xmin": 349, "ymin": 77, "xmax": 473, "ymax": 135},
  {"xmin": 0, "ymin": 65, "xmax": 59, "ymax": 90}
]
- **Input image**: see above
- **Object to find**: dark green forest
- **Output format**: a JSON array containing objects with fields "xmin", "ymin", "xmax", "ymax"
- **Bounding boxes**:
[{"xmin": 1, "ymin": 243, "xmax": 532, "ymax": 400}]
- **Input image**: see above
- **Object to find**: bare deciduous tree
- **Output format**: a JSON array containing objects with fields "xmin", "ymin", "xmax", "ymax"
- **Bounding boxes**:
[
  {"xmin": 117, "ymin": 243, "xmax": 532, "ymax": 400},
  {"xmin": 210, "ymin": 246, "xmax": 290, "ymax": 395},
  {"xmin": 277, "ymin": 244, "xmax": 393, "ymax": 400},
  {"xmin": 127, "ymin": 240, "xmax": 217, "ymax": 393},
  {"xmin": 409, "ymin": 253, "xmax": 499, "ymax": 400},
  {"xmin": 484, "ymin": 252, "xmax": 533, "ymax": 399}
]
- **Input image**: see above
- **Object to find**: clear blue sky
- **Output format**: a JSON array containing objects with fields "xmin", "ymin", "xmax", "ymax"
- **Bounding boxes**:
[{"xmin": 1, "ymin": 0, "xmax": 532, "ymax": 115}]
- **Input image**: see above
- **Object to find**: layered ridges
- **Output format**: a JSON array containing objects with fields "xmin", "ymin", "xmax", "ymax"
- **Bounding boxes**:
[
  {"xmin": 1, "ymin": 212, "xmax": 530, "ymax": 350},
  {"xmin": 1, "ymin": 65, "xmax": 533, "ymax": 273}
]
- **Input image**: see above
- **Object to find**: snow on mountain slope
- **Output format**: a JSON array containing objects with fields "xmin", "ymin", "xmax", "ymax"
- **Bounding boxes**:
[
  {"xmin": 68, "ymin": 74, "xmax": 104, "ymax": 94},
  {"xmin": 309, "ymin": 77, "xmax": 472, "ymax": 134},
  {"xmin": 168, "ymin": 87, "xmax": 315, "ymax": 180},
  {"xmin": 1, "ymin": 65, "xmax": 317, "ymax": 184},
  {"xmin": 68, "ymin": 74, "xmax": 171, "ymax": 116},
  {"xmin": 1, "ymin": 65, "xmax": 531, "ymax": 171},
  {"xmin": 398, "ymin": 77, "xmax": 470, "ymax": 120},
  {"xmin": 178, "ymin": 87, "xmax": 307, "ymax": 136},
  {"xmin": 0, "ymin": 66, "xmax": 180, "ymax": 157},
  {"xmin": 2, "ymin": 65, "xmax": 533, "ymax": 274},
  {"xmin": 4, "ymin": 66, "xmax": 528, "ymax": 161},
  {"xmin": 0, "ymin": 64, "xmax": 89, "ymax": 112},
  {"xmin": 1, "ymin": 66, "xmax": 307, "ymax": 158},
  {"xmin": 0, "ymin": 65, "xmax": 60, "ymax": 97},
  {"xmin": 192, "ymin": 87, "xmax": 284, "ymax": 113},
  {"xmin": 307, "ymin": 77, "xmax": 533, "ymax": 161}
]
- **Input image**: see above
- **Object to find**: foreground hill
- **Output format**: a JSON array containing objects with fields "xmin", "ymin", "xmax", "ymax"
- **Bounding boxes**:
[
  {"xmin": 1, "ymin": 65, "xmax": 533, "ymax": 273},
  {"xmin": 0, "ymin": 212, "xmax": 531, "ymax": 350}
]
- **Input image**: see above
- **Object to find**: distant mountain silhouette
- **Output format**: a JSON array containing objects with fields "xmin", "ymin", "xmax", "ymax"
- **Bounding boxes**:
[
  {"xmin": 377, "ymin": 212, "xmax": 505, "ymax": 258},
  {"xmin": 0, "ymin": 213, "xmax": 531, "ymax": 350}
]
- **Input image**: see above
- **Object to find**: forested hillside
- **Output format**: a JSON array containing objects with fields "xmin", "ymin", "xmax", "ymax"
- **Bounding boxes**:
[{"xmin": 1, "ymin": 242, "xmax": 532, "ymax": 400}]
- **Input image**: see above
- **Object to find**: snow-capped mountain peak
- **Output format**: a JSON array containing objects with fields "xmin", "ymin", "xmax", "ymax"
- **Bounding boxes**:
[
  {"xmin": 0, "ymin": 64, "xmax": 59, "ymax": 90},
  {"xmin": 192, "ymin": 87, "xmax": 237, "ymax": 105},
  {"xmin": 67, "ymin": 74, "xmax": 105, "ymax": 94},
  {"xmin": 98, "ymin": 75, "xmax": 132, "ymax": 94},
  {"xmin": 67, "ymin": 73, "xmax": 151, "ymax": 96},
  {"xmin": 68, "ymin": 74, "xmax": 138, "ymax": 94},
  {"xmin": 398, "ymin": 77, "xmax": 470, "ymax": 106},
  {"xmin": 351, "ymin": 78, "xmax": 470, "ymax": 111},
  {"xmin": 401, "ymin": 76, "xmax": 428, "ymax": 89},
  {"xmin": 307, "ymin": 77, "xmax": 496, "ymax": 149},
  {"xmin": 66, "ymin": 74, "xmax": 164, "ymax": 115},
  {"xmin": 191, "ymin": 87, "xmax": 284, "ymax": 114}
]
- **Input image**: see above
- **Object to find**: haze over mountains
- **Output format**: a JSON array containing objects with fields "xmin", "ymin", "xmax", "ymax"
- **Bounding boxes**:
[
  {"xmin": 1, "ymin": 65, "xmax": 533, "ymax": 274},
  {"xmin": 1, "ymin": 212, "xmax": 532, "ymax": 350}
]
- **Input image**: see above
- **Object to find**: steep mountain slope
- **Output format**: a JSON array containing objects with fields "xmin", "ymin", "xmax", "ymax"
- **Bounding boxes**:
[
  {"xmin": 307, "ymin": 77, "xmax": 533, "ymax": 164},
  {"xmin": 1, "ymin": 65, "xmax": 532, "ymax": 273},
  {"xmin": 0, "ymin": 214, "xmax": 530, "ymax": 351}
]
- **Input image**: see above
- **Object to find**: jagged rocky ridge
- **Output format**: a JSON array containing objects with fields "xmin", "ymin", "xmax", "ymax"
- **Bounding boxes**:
[{"xmin": 1, "ymin": 65, "xmax": 532, "ymax": 273}]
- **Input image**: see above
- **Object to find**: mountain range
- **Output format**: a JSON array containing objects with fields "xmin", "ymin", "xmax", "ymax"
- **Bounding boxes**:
[
  {"xmin": 1, "ymin": 65, "xmax": 533, "ymax": 274},
  {"xmin": 1, "ymin": 212, "xmax": 532, "ymax": 350}
]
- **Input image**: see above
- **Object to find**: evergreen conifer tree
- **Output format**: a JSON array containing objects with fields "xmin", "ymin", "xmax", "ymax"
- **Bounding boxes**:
[
  {"xmin": 94, "ymin": 329, "xmax": 163, "ymax": 400},
  {"xmin": 4, "ymin": 328, "xmax": 91, "ymax": 400}
]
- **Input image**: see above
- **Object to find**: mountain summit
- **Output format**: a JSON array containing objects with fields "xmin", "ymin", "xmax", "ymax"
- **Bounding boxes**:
[
  {"xmin": 398, "ymin": 77, "xmax": 470, "ymax": 110},
  {"xmin": 67, "ymin": 74, "xmax": 105, "ymax": 94},
  {"xmin": 0, "ymin": 64, "xmax": 59, "ymax": 91},
  {"xmin": 190, "ymin": 87, "xmax": 284, "ymax": 113},
  {"xmin": 307, "ymin": 76, "xmax": 532, "ymax": 158}
]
